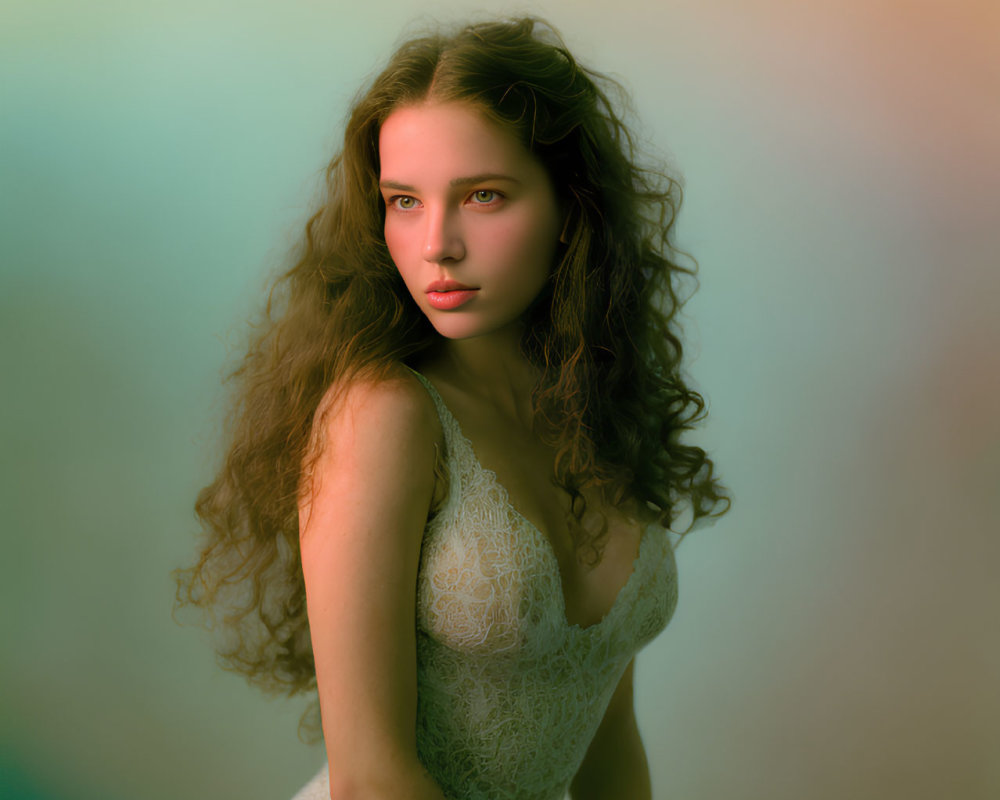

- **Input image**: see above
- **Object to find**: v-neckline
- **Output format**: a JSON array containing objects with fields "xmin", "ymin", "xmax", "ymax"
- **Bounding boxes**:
[{"xmin": 411, "ymin": 367, "xmax": 649, "ymax": 633}]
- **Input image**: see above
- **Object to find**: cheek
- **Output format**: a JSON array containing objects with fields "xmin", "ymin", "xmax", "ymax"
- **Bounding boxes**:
[
  {"xmin": 383, "ymin": 223, "xmax": 411, "ymax": 274},
  {"xmin": 383, "ymin": 220, "xmax": 399, "ymax": 259},
  {"xmin": 493, "ymin": 214, "xmax": 560, "ymax": 280}
]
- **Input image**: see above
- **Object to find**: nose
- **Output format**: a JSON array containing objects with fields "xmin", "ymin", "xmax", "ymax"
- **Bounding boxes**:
[{"xmin": 422, "ymin": 207, "xmax": 466, "ymax": 263}]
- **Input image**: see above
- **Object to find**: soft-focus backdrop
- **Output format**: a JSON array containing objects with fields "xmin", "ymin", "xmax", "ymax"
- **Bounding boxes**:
[{"xmin": 2, "ymin": 0, "xmax": 997, "ymax": 798}]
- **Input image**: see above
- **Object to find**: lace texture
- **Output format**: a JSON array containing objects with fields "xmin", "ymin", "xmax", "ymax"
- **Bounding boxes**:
[{"xmin": 409, "ymin": 369, "xmax": 678, "ymax": 800}]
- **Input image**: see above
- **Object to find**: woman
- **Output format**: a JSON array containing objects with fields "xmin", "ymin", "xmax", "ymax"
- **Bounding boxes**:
[{"xmin": 177, "ymin": 16, "xmax": 728, "ymax": 800}]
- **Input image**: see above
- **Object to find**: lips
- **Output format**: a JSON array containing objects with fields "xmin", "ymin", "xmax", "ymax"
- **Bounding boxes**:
[
  {"xmin": 425, "ymin": 279, "xmax": 479, "ymax": 310},
  {"xmin": 425, "ymin": 279, "xmax": 477, "ymax": 293}
]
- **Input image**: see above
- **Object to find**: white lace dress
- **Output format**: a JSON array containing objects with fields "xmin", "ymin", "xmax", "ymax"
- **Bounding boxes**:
[{"xmin": 291, "ymin": 369, "xmax": 678, "ymax": 800}]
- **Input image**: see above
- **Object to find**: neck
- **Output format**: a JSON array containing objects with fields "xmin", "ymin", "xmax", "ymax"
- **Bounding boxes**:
[{"xmin": 434, "ymin": 323, "xmax": 539, "ymax": 427}]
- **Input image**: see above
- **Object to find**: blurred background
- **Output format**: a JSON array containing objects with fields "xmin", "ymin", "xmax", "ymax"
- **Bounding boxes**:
[{"xmin": 2, "ymin": 0, "xmax": 997, "ymax": 798}]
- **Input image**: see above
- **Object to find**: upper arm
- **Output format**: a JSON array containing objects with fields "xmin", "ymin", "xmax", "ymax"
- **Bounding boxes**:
[{"xmin": 298, "ymin": 368, "xmax": 442, "ymax": 794}]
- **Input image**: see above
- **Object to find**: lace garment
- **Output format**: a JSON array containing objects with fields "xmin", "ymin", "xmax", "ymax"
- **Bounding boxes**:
[{"xmin": 291, "ymin": 370, "xmax": 678, "ymax": 800}]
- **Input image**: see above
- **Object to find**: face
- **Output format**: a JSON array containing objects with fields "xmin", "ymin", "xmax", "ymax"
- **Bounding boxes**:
[{"xmin": 379, "ymin": 101, "xmax": 563, "ymax": 341}]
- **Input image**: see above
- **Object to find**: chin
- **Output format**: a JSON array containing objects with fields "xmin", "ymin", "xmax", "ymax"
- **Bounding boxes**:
[
  {"xmin": 427, "ymin": 320, "xmax": 486, "ymax": 340},
  {"xmin": 423, "ymin": 313, "xmax": 512, "ymax": 342}
]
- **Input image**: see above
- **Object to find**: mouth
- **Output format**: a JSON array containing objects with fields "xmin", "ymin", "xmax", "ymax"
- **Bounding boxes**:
[
  {"xmin": 424, "ymin": 279, "xmax": 479, "ymax": 311},
  {"xmin": 425, "ymin": 279, "xmax": 477, "ymax": 293},
  {"xmin": 425, "ymin": 284, "xmax": 478, "ymax": 311}
]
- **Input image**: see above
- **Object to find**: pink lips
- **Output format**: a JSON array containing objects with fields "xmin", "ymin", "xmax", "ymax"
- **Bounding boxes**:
[{"xmin": 425, "ymin": 279, "xmax": 479, "ymax": 310}]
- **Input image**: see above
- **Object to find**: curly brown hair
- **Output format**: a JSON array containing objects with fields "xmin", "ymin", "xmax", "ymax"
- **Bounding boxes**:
[{"xmin": 176, "ymin": 16, "xmax": 728, "ymax": 710}]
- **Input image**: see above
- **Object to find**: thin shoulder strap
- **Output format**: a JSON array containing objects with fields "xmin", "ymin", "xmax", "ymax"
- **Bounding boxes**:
[
  {"xmin": 404, "ymin": 366, "xmax": 462, "ymax": 509},
  {"xmin": 404, "ymin": 366, "xmax": 462, "ymax": 443}
]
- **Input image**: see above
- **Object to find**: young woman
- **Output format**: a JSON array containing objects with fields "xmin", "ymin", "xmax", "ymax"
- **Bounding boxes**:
[{"xmin": 177, "ymin": 16, "xmax": 728, "ymax": 800}]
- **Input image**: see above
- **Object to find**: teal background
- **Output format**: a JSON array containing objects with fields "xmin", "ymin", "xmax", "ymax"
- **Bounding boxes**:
[{"xmin": 2, "ymin": 0, "xmax": 998, "ymax": 798}]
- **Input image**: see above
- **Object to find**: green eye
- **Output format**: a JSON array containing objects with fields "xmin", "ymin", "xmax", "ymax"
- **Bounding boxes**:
[
  {"xmin": 395, "ymin": 196, "xmax": 417, "ymax": 209},
  {"xmin": 472, "ymin": 190, "xmax": 497, "ymax": 204}
]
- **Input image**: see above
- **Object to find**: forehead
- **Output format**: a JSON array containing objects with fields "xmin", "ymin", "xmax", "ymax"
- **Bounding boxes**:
[{"xmin": 378, "ymin": 101, "xmax": 537, "ymax": 180}]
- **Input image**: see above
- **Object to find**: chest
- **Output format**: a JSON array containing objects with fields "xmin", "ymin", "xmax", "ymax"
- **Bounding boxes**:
[
  {"xmin": 416, "ymin": 460, "xmax": 673, "ymax": 657},
  {"xmin": 432, "ymin": 395, "xmax": 647, "ymax": 632}
]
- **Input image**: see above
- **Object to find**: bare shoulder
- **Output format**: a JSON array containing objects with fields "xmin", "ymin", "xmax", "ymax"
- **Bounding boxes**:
[
  {"xmin": 309, "ymin": 364, "xmax": 442, "ymax": 459},
  {"xmin": 298, "ymin": 363, "xmax": 448, "ymax": 786},
  {"xmin": 301, "ymin": 363, "xmax": 444, "ymax": 527}
]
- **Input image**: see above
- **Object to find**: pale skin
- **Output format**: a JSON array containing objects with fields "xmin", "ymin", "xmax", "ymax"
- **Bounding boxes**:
[{"xmin": 299, "ymin": 100, "xmax": 653, "ymax": 799}]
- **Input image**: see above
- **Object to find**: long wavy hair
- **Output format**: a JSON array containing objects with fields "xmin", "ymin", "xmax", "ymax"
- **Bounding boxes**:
[{"xmin": 176, "ymin": 16, "xmax": 728, "ymax": 712}]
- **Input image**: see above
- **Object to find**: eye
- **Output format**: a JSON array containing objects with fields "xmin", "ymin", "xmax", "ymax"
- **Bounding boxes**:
[
  {"xmin": 469, "ymin": 189, "xmax": 500, "ymax": 205},
  {"xmin": 388, "ymin": 195, "xmax": 419, "ymax": 210}
]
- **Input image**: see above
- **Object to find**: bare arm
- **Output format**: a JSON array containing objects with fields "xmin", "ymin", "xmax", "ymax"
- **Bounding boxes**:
[
  {"xmin": 570, "ymin": 660, "xmax": 652, "ymax": 800},
  {"xmin": 299, "ymin": 370, "xmax": 448, "ymax": 800}
]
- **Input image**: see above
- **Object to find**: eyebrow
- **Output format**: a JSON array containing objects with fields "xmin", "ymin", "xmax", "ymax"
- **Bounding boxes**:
[{"xmin": 378, "ymin": 172, "xmax": 521, "ymax": 192}]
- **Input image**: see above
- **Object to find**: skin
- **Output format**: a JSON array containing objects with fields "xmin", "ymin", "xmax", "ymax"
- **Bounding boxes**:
[
  {"xmin": 379, "ymin": 100, "xmax": 563, "ymax": 349},
  {"xmin": 299, "ymin": 100, "xmax": 652, "ymax": 799},
  {"xmin": 300, "ymin": 371, "xmax": 449, "ymax": 800},
  {"xmin": 378, "ymin": 99, "xmax": 562, "ymax": 436},
  {"xmin": 380, "ymin": 100, "xmax": 647, "ymax": 633}
]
